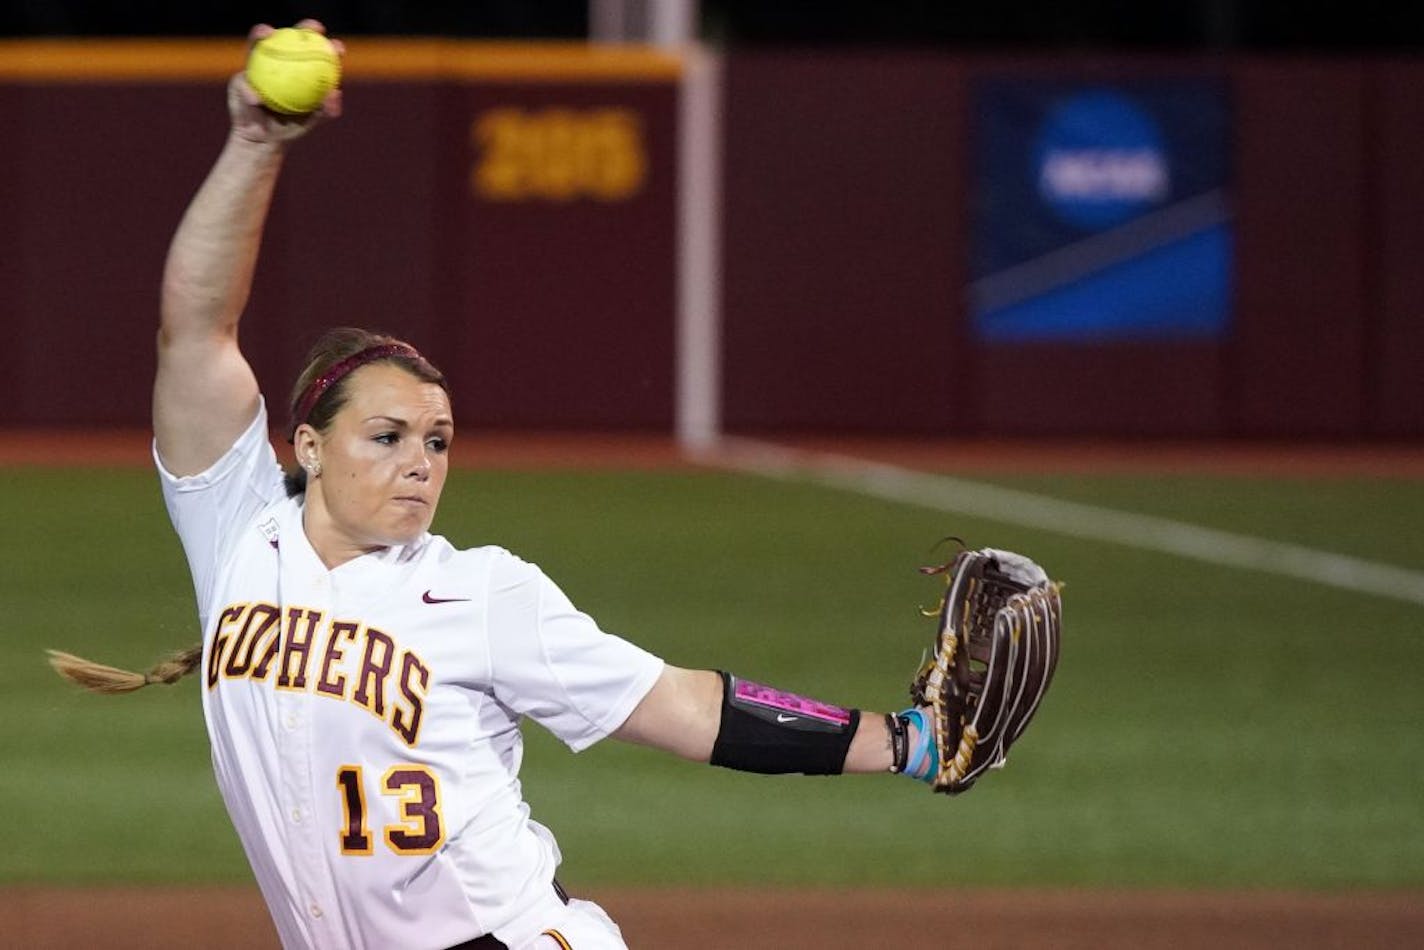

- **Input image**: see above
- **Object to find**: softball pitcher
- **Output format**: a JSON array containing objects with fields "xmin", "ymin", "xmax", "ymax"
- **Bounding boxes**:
[{"xmin": 50, "ymin": 21, "xmax": 1062, "ymax": 950}]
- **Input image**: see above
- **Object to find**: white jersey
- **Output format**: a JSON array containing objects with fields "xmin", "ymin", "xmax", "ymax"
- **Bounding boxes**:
[{"xmin": 157, "ymin": 402, "xmax": 664, "ymax": 950}]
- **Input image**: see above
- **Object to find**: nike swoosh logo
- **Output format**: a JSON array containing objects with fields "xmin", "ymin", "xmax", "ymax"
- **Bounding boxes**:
[
  {"xmin": 422, "ymin": 591, "xmax": 471, "ymax": 604},
  {"xmin": 776, "ymin": 714, "xmax": 798, "ymax": 724}
]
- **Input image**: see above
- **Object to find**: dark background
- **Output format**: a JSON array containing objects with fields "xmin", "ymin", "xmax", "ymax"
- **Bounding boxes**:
[
  {"xmin": 1, "ymin": 1, "xmax": 1420, "ymax": 51},
  {"xmin": 5, "ymin": 4, "xmax": 1423, "ymax": 439}
]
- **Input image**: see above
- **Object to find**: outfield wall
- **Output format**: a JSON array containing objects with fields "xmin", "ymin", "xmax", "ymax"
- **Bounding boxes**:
[
  {"xmin": 1, "ymin": 42, "xmax": 1421, "ymax": 438},
  {"xmin": 0, "ymin": 41, "xmax": 681, "ymax": 431},
  {"xmin": 722, "ymin": 54, "xmax": 1424, "ymax": 439}
]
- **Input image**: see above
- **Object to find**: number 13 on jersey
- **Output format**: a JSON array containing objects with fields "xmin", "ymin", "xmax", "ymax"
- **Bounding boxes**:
[{"xmin": 336, "ymin": 765, "xmax": 445, "ymax": 855}]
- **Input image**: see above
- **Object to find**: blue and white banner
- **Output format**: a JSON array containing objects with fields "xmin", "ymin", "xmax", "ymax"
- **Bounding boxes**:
[{"xmin": 970, "ymin": 80, "xmax": 1232, "ymax": 342}]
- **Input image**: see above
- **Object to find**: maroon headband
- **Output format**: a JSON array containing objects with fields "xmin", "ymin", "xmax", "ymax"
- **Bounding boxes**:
[{"xmin": 288, "ymin": 342, "xmax": 421, "ymax": 440}]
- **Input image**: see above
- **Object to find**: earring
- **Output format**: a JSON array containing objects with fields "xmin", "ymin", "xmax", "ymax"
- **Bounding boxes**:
[{"xmin": 307, "ymin": 460, "xmax": 322, "ymax": 478}]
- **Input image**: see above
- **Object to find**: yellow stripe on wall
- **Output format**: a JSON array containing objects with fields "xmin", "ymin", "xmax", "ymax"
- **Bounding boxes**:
[
  {"xmin": 0, "ymin": 39, "xmax": 682, "ymax": 83},
  {"xmin": 358, "ymin": 41, "xmax": 682, "ymax": 81}
]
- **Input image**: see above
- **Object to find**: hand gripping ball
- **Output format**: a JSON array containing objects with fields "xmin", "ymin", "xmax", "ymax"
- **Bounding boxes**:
[{"xmin": 245, "ymin": 27, "xmax": 341, "ymax": 115}]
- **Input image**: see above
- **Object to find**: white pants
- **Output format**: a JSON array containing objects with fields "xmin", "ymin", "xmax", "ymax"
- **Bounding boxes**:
[{"xmin": 523, "ymin": 898, "xmax": 626, "ymax": 950}]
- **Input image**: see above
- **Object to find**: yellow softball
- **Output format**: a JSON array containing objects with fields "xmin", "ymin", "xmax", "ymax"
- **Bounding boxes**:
[{"xmin": 245, "ymin": 27, "xmax": 341, "ymax": 115}]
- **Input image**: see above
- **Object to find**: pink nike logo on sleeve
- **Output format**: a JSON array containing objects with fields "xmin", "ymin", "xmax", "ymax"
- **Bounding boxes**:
[{"xmin": 422, "ymin": 591, "xmax": 471, "ymax": 604}]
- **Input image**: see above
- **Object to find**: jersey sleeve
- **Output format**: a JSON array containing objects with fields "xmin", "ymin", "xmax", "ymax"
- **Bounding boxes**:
[
  {"xmin": 486, "ymin": 551, "xmax": 665, "ymax": 752},
  {"xmin": 154, "ymin": 399, "xmax": 287, "ymax": 613}
]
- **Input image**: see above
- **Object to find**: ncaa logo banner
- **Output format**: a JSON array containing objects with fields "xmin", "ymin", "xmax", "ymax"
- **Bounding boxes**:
[{"xmin": 970, "ymin": 80, "xmax": 1232, "ymax": 342}]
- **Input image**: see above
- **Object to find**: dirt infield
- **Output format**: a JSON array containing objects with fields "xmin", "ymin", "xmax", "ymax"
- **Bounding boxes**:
[
  {"xmin": 0, "ymin": 430, "xmax": 694, "ymax": 470},
  {"xmin": 5, "ymin": 428, "xmax": 1424, "ymax": 477},
  {"xmin": 5, "ymin": 885, "xmax": 1423, "ymax": 948}
]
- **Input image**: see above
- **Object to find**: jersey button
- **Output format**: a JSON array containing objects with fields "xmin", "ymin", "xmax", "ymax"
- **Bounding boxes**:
[
  {"xmin": 309, "ymin": 903, "xmax": 323, "ymax": 919},
  {"xmin": 291, "ymin": 807, "xmax": 302, "ymax": 823}
]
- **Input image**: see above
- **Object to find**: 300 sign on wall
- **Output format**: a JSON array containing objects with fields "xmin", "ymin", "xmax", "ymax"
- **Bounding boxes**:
[{"xmin": 471, "ymin": 107, "xmax": 647, "ymax": 201}]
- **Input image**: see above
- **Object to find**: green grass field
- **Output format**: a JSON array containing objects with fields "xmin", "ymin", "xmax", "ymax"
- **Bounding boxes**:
[{"xmin": 4, "ymin": 463, "xmax": 1422, "ymax": 889}]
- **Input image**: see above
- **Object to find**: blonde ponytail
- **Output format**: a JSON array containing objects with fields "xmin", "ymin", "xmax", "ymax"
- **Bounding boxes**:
[{"xmin": 47, "ymin": 644, "xmax": 202, "ymax": 694}]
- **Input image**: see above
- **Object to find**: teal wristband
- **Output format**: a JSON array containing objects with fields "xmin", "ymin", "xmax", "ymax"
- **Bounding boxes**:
[{"xmin": 899, "ymin": 708, "xmax": 937, "ymax": 783}]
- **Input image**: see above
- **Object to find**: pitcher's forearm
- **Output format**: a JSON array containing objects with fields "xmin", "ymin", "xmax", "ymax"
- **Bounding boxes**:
[
  {"xmin": 843, "ymin": 712, "xmax": 897, "ymax": 774},
  {"xmin": 160, "ymin": 132, "xmax": 286, "ymax": 344}
]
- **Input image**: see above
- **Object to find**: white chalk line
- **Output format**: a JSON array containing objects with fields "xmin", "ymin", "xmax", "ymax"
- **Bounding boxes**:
[{"xmin": 699, "ymin": 438, "xmax": 1424, "ymax": 607}]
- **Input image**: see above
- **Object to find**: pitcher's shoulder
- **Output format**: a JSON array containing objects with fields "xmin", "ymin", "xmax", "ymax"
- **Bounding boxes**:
[{"xmin": 417, "ymin": 538, "xmax": 535, "ymax": 591}]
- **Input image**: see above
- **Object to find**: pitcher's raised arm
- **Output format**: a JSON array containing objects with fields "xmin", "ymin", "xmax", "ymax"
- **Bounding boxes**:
[{"xmin": 154, "ymin": 21, "xmax": 342, "ymax": 476}]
